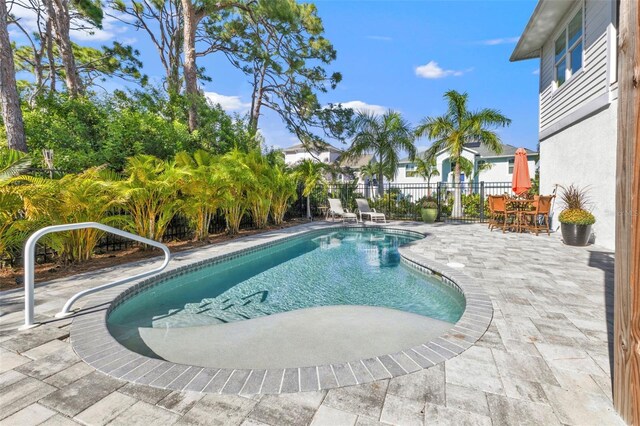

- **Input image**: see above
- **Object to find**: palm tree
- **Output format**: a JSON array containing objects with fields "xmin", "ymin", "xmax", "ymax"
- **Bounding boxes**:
[
  {"xmin": 0, "ymin": 149, "xmax": 32, "ymax": 260},
  {"xmin": 117, "ymin": 155, "xmax": 185, "ymax": 241},
  {"xmin": 175, "ymin": 150, "xmax": 226, "ymax": 241},
  {"xmin": 244, "ymin": 150, "xmax": 275, "ymax": 229},
  {"xmin": 359, "ymin": 161, "xmax": 377, "ymax": 198},
  {"xmin": 416, "ymin": 90, "xmax": 511, "ymax": 217},
  {"xmin": 457, "ymin": 157, "xmax": 493, "ymax": 185},
  {"xmin": 413, "ymin": 154, "xmax": 440, "ymax": 196},
  {"xmin": 270, "ymin": 165, "xmax": 297, "ymax": 225},
  {"xmin": 294, "ymin": 159, "xmax": 327, "ymax": 220},
  {"xmin": 346, "ymin": 111, "xmax": 416, "ymax": 197},
  {"xmin": 0, "ymin": 148, "xmax": 31, "ymax": 181},
  {"xmin": 218, "ymin": 149, "xmax": 256, "ymax": 234}
]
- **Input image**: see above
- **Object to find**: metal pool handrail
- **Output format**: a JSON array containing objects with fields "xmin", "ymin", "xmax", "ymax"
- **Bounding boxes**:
[{"xmin": 21, "ymin": 222, "xmax": 171, "ymax": 330}]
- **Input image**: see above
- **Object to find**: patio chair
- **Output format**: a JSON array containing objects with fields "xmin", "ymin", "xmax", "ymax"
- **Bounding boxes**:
[
  {"xmin": 521, "ymin": 195, "xmax": 554, "ymax": 235},
  {"xmin": 355, "ymin": 198, "xmax": 386, "ymax": 223},
  {"xmin": 327, "ymin": 198, "xmax": 358, "ymax": 223},
  {"xmin": 488, "ymin": 195, "xmax": 517, "ymax": 233}
]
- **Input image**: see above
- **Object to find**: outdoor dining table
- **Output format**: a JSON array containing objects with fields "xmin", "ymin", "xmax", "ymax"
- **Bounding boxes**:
[{"xmin": 507, "ymin": 197, "xmax": 535, "ymax": 232}]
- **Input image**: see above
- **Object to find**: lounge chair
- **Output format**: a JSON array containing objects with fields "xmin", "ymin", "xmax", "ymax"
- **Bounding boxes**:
[
  {"xmin": 327, "ymin": 198, "xmax": 357, "ymax": 223},
  {"xmin": 355, "ymin": 198, "xmax": 386, "ymax": 223}
]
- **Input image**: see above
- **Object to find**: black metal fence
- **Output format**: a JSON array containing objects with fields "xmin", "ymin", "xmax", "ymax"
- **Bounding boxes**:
[{"xmin": 311, "ymin": 181, "xmax": 513, "ymax": 222}]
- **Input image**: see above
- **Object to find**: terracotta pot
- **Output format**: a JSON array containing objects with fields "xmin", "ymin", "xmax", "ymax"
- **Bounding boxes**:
[{"xmin": 561, "ymin": 223, "xmax": 592, "ymax": 246}]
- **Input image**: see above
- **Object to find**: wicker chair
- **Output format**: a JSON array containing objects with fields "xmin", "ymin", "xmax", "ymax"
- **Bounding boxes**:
[
  {"xmin": 521, "ymin": 195, "xmax": 554, "ymax": 235},
  {"xmin": 488, "ymin": 195, "xmax": 515, "ymax": 232}
]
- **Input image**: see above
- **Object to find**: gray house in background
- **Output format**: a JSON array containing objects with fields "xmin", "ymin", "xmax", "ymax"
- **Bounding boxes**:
[{"xmin": 511, "ymin": 0, "xmax": 618, "ymax": 250}]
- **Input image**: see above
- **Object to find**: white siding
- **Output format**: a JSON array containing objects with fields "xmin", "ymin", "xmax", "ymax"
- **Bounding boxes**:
[
  {"xmin": 478, "ymin": 159, "xmax": 536, "ymax": 183},
  {"xmin": 392, "ymin": 152, "xmax": 531, "ymax": 185},
  {"xmin": 284, "ymin": 150, "xmax": 340, "ymax": 166},
  {"xmin": 538, "ymin": 0, "xmax": 613, "ymax": 131}
]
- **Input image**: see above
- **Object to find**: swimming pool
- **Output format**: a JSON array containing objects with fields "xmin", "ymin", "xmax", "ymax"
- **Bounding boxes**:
[
  {"xmin": 72, "ymin": 225, "xmax": 492, "ymax": 392},
  {"xmin": 108, "ymin": 229, "xmax": 464, "ymax": 337}
]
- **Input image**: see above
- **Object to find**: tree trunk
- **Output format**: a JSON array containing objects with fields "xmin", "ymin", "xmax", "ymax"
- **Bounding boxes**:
[
  {"xmin": 50, "ymin": 0, "xmax": 80, "ymax": 97},
  {"xmin": 306, "ymin": 195, "xmax": 311, "ymax": 219},
  {"xmin": 452, "ymin": 161, "xmax": 463, "ymax": 217},
  {"xmin": 249, "ymin": 86, "xmax": 263, "ymax": 134},
  {"xmin": 45, "ymin": 1, "xmax": 56, "ymax": 92},
  {"xmin": 0, "ymin": 0, "xmax": 27, "ymax": 152},
  {"xmin": 181, "ymin": 0, "xmax": 198, "ymax": 132},
  {"xmin": 249, "ymin": 64, "xmax": 267, "ymax": 134},
  {"xmin": 377, "ymin": 160, "xmax": 384, "ymax": 197},
  {"xmin": 614, "ymin": 0, "xmax": 640, "ymax": 423}
]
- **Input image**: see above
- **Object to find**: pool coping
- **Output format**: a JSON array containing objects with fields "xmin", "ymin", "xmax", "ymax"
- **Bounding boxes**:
[{"xmin": 69, "ymin": 222, "xmax": 493, "ymax": 395}]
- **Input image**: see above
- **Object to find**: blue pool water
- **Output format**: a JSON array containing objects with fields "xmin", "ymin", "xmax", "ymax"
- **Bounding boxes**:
[{"xmin": 107, "ymin": 229, "xmax": 466, "ymax": 333}]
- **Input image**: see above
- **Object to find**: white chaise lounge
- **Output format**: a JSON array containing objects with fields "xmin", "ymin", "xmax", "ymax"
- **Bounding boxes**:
[
  {"xmin": 355, "ymin": 198, "xmax": 386, "ymax": 223},
  {"xmin": 328, "ymin": 198, "xmax": 358, "ymax": 223}
]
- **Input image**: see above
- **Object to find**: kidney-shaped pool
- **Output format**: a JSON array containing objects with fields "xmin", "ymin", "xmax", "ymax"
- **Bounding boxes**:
[{"xmin": 106, "ymin": 228, "xmax": 467, "ymax": 369}]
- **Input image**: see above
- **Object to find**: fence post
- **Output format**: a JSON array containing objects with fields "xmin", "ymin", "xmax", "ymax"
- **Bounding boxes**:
[
  {"xmin": 387, "ymin": 183, "xmax": 391, "ymax": 218},
  {"xmin": 479, "ymin": 181, "xmax": 485, "ymax": 222},
  {"xmin": 436, "ymin": 183, "xmax": 442, "ymax": 222}
]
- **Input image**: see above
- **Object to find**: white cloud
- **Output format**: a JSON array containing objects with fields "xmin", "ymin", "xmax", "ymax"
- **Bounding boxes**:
[
  {"xmin": 8, "ymin": 3, "xmax": 131, "ymax": 44},
  {"xmin": 477, "ymin": 37, "xmax": 520, "ymax": 46},
  {"xmin": 366, "ymin": 35, "xmax": 392, "ymax": 41},
  {"xmin": 415, "ymin": 61, "xmax": 466, "ymax": 79},
  {"xmin": 340, "ymin": 100, "xmax": 387, "ymax": 115},
  {"xmin": 71, "ymin": 13, "xmax": 128, "ymax": 42},
  {"xmin": 532, "ymin": 69, "xmax": 540, "ymax": 75},
  {"xmin": 7, "ymin": 2, "xmax": 40, "ymax": 34},
  {"xmin": 204, "ymin": 91, "xmax": 251, "ymax": 111}
]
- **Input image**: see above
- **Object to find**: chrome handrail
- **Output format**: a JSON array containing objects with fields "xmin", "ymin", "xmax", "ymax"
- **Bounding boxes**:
[{"xmin": 21, "ymin": 222, "xmax": 170, "ymax": 330}]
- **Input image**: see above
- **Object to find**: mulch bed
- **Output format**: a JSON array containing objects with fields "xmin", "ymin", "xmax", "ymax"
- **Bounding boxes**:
[{"xmin": 0, "ymin": 218, "xmax": 311, "ymax": 291}]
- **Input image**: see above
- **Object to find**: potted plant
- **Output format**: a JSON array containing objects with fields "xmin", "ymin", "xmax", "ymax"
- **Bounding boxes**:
[
  {"xmin": 558, "ymin": 184, "xmax": 595, "ymax": 246},
  {"xmin": 420, "ymin": 196, "xmax": 438, "ymax": 223}
]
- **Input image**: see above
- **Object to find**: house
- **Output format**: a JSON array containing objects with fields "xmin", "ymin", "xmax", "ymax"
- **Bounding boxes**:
[
  {"xmin": 394, "ymin": 143, "xmax": 538, "ymax": 185},
  {"xmin": 511, "ymin": 0, "xmax": 618, "ymax": 249},
  {"xmin": 281, "ymin": 143, "xmax": 373, "ymax": 184},
  {"xmin": 282, "ymin": 143, "xmax": 342, "ymax": 166}
]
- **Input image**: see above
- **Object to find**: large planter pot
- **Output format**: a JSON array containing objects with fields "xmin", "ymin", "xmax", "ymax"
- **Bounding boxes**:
[
  {"xmin": 561, "ymin": 223, "xmax": 592, "ymax": 246},
  {"xmin": 421, "ymin": 208, "xmax": 438, "ymax": 223}
]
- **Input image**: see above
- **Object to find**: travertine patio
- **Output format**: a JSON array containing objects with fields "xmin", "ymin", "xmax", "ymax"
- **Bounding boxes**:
[{"xmin": 0, "ymin": 221, "xmax": 624, "ymax": 425}]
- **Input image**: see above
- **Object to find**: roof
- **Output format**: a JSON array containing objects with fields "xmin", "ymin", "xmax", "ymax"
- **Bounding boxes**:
[
  {"xmin": 399, "ymin": 143, "xmax": 538, "ymax": 163},
  {"xmin": 510, "ymin": 0, "xmax": 578, "ymax": 61},
  {"xmin": 339, "ymin": 154, "xmax": 374, "ymax": 169},
  {"xmin": 466, "ymin": 143, "xmax": 537, "ymax": 158},
  {"xmin": 281, "ymin": 143, "xmax": 342, "ymax": 154}
]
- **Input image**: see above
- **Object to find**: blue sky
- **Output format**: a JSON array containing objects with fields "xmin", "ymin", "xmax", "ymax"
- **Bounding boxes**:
[{"xmin": 12, "ymin": 0, "xmax": 541, "ymax": 152}]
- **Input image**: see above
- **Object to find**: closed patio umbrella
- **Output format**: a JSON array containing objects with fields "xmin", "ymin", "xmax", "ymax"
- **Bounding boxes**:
[{"xmin": 512, "ymin": 148, "xmax": 531, "ymax": 196}]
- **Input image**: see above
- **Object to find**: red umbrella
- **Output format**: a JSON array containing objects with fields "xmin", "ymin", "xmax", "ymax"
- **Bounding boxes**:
[{"xmin": 512, "ymin": 148, "xmax": 531, "ymax": 196}]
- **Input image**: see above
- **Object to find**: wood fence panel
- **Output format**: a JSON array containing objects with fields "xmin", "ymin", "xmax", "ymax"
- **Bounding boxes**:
[{"xmin": 614, "ymin": 0, "xmax": 640, "ymax": 423}]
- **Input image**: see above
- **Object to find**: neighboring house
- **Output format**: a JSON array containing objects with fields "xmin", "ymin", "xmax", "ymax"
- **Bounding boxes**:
[
  {"xmin": 281, "ymin": 143, "xmax": 374, "ymax": 183},
  {"xmin": 282, "ymin": 143, "xmax": 342, "ymax": 166},
  {"xmin": 394, "ymin": 143, "xmax": 537, "ymax": 185},
  {"xmin": 339, "ymin": 154, "xmax": 375, "ymax": 184},
  {"xmin": 511, "ymin": 0, "xmax": 618, "ymax": 249}
]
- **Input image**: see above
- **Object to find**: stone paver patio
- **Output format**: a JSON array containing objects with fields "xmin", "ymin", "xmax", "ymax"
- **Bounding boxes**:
[{"xmin": 0, "ymin": 221, "xmax": 625, "ymax": 425}]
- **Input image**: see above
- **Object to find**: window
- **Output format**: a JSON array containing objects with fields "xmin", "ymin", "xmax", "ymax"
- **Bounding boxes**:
[
  {"xmin": 508, "ymin": 159, "xmax": 514, "ymax": 174},
  {"xmin": 554, "ymin": 9, "xmax": 583, "ymax": 87},
  {"xmin": 405, "ymin": 164, "xmax": 417, "ymax": 177}
]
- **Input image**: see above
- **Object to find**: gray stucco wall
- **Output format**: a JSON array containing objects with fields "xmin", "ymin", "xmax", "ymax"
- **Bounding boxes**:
[{"xmin": 539, "ymin": 100, "xmax": 617, "ymax": 250}]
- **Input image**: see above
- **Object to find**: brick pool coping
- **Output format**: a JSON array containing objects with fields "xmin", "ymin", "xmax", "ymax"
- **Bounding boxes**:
[{"xmin": 69, "ymin": 223, "xmax": 493, "ymax": 395}]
